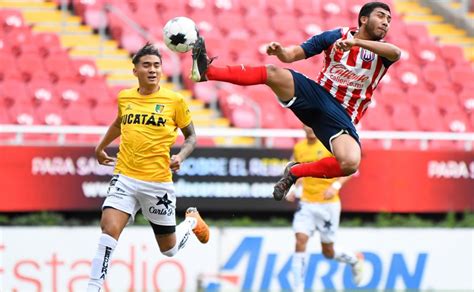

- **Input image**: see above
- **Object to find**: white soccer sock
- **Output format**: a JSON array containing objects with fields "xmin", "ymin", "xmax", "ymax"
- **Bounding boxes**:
[
  {"xmin": 87, "ymin": 233, "xmax": 118, "ymax": 292},
  {"xmin": 334, "ymin": 250, "xmax": 358, "ymax": 265},
  {"xmin": 162, "ymin": 218, "xmax": 196, "ymax": 257},
  {"xmin": 291, "ymin": 252, "xmax": 306, "ymax": 290}
]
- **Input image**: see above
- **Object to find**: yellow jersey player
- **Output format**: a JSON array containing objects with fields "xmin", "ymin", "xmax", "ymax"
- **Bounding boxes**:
[
  {"xmin": 287, "ymin": 125, "xmax": 363, "ymax": 291},
  {"xmin": 87, "ymin": 44, "xmax": 209, "ymax": 292}
]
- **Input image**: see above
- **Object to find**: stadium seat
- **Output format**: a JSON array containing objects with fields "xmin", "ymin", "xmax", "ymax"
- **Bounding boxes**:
[
  {"xmin": 91, "ymin": 103, "xmax": 116, "ymax": 125},
  {"xmin": 362, "ymin": 105, "xmax": 393, "ymax": 130},
  {"xmin": 449, "ymin": 65, "xmax": 474, "ymax": 92},
  {"xmin": 1, "ymin": 79, "xmax": 30, "ymax": 106},
  {"xmin": 193, "ymin": 82, "xmax": 218, "ymax": 104},
  {"xmin": 459, "ymin": 89, "xmax": 474, "ymax": 112},
  {"xmin": 422, "ymin": 63, "xmax": 452, "ymax": 91},
  {"xmin": 440, "ymin": 45, "xmax": 469, "ymax": 68},
  {"xmin": 8, "ymin": 101, "xmax": 35, "ymax": 125},
  {"xmin": 444, "ymin": 111, "xmax": 470, "ymax": 133},
  {"xmin": 231, "ymin": 107, "xmax": 259, "ymax": 128},
  {"xmin": 27, "ymin": 80, "xmax": 57, "ymax": 105},
  {"xmin": 63, "ymin": 103, "xmax": 95, "ymax": 125},
  {"xmin": 35, "ymin": 102, "xmax": 63, "ymax": 126},
  {"xmin": 417, "ymin": 105, "xmax": 446, "ymax": 131},
  {"xmin": 391, "ymin": 104, "xmax": 419, "ymax": 131}
]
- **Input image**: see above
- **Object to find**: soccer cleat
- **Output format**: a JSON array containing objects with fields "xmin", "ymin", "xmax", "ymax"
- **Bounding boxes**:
[
  {"xmin": 273, "ymin": 161, "xmax": 299, "ymax": 201},
  {"xmin": 351, "ymin": 253, "xmax": 364, "ymax": 285},
  {"xmin": 191, "ymin": 36, "xmax": 210, "ymax": 82},
  {"xmin": 185, "ymin": 207, "xmax": 210, "ymax": 243}
]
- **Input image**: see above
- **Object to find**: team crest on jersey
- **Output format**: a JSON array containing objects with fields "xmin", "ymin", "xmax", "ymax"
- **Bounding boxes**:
[
  {"xmin": 360, "ymin": 48, "xmax": 375, "ymax": 62},
  {"xmin": 155, "ymin": 104, "xmax": 165, "ymax": 113}
]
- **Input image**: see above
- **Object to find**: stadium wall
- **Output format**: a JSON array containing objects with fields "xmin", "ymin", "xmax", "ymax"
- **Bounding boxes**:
[
  {"xmin": 0, "ymin": 227, "xmax": 472, "ymax": 291},
  {"xmin": 1, "ymin": 146, "xmax": 473, "ymax": 213}
]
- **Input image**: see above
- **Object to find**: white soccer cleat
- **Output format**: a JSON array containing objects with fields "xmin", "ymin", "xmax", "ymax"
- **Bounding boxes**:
[{"xmin": 351, "ymin": 253, "xmax": 364, "ymax": 285}]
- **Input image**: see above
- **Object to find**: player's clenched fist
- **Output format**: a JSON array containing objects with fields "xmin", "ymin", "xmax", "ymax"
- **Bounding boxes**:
[
  {"xmin": 266, "ymin": 42, "xmax": 283, "ymax": 55},
  {"xmin": 334, "ymin": 38, "xmax": 357, "ymax": 52},
  {"xmin": 95, "ymin": 149, "xmax": 116, "ymax": 166},
  {"xmin": 170, "ymin": 154, "xmax": 183, "ymax": 172}
]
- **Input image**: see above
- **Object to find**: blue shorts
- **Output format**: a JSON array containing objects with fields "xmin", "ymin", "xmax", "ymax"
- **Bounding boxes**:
[{"xmin": 282, "ymin": 69, "xmax": 360, "ymax": 153}]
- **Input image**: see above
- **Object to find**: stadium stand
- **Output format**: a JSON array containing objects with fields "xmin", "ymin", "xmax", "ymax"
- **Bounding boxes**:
[{"xmin": 0, "ymin": 0, "xmax": 472, "ymax": 150}]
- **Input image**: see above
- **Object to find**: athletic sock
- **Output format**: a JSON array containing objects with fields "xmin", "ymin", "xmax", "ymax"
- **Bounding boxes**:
[
  {"xmin": 290, "ymin": 157, "xmax": 345, "ymax": 178},
  {"xmin": 162, "ymin": 217, "xmax": 196, "ymax": 257},
  {"xmin": 206, "ymin": 64, "xmax": 267, "ymax": 85},
  {"xmin": 87, "ymin": 233, "xmax": 118, "ymax": 292},
  {"xmin": 291, "ymin": 252, "xmax": 306, "ymax": 290}
]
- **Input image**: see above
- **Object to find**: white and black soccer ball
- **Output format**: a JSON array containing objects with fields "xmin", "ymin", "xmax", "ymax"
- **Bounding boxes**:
[{"xmin": 163, "ymin": 17, "xmax": 198, "ymax": 53}]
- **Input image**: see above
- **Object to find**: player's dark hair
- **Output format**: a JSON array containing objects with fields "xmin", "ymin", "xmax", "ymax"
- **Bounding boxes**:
[
  {"xmin": 358, "ymin": 2, "xmax": 391, "ymax": 27},
  {"xmin": 132, "ymin": 43, "xmax": 162, "ymax": 64}
]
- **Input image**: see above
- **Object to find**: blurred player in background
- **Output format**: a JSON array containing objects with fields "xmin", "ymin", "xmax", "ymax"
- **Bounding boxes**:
[
  {"xmin": 87, "ymin": 44, "xmax": 209, "ymax": 291},
  {"xmin": 286, "ymin": 125, "xmax": 362, "ymax": 291},
  {"xmin": 190, "ymin": 1, "xmax": 400, "ymax": 201}
]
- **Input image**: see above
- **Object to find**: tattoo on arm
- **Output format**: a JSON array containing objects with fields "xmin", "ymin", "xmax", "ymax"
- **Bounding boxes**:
[{"xmin": 177, "ymin": 122, "xmax": 197, "ymax": 160}]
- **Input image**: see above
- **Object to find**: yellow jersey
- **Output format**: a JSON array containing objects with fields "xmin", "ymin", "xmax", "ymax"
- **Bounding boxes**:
[
  {"xmin": 114, "ymin": 87, "xmax": 192, "ymax": 182},
  {"xmin": 293, "ymin": 139, "xmax": 340, "ymax": 203}
]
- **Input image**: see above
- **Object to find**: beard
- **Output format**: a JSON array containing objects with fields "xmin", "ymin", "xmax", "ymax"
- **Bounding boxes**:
[{"xmin": 366, "ymin": 21, "xmax": 386, "ymax": 41}]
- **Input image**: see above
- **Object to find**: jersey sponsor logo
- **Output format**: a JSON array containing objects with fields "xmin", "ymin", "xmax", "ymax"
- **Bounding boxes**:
[
  {"xmin": 126, "ymin": 104, "xmax": 133, "ymax": 111},
  {"xmin": 328, "ymin": 64, "xmax": 369, "ymax": 89},
  {"xmin": 121, "ymin": 113, "xmax": 167, "ymax": 127},
  {"xmin": 361, "ymin": 48, "xmax": 375, "ymax": 62}
]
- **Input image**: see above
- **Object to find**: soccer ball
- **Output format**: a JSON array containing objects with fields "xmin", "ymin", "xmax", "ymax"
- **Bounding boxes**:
[{"xmin": 163, "ymin": 17, "xmax": 198, "ymax": 53}]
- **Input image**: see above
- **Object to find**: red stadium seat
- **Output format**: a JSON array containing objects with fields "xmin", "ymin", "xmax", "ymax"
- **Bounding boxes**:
[
  {"xmin": 55, "ymin": 81, "xmax": 85, "ymax": 105},
  {"xmin": 417, "ymin": 105, "xmax": 446, "ymax": 131},
  {"xmin": 35, "ymin": 102, "xmax": 63, "ymax": 126},
  {"xmin": 459, "ymin": 89, "xmax": 474, "ymax": 112},
  {"xmin": 91, "ymin": 103, "xmax": 117, "ymax": 125},
  {"xmin": 422, "ymin": 63, "xmax": 452, "ymax": 91},
  {"xmin": 231, "ymin": 107, "xmax": 258, "ymax": 128},
  {"xmin": 63, "ymin": 103, "xmax": 95, "ymax": 125},
  {"xmin": 8, "ymin": 102, "xmax": 35, "ymax": 125},
  {"xmin": 27, "ymin": 80, "xmax": 57, "ymax": 105},
  {"xmin": 1, "ymin": 80, "xmax": 30, "ymax": 106},
  {"xmin": 449, "ymin": 65, "xmax": 474, "ymax": 92},
  {"xmin": 391, "ymin": 104, "xmax": 419, "ymax": 131},
  {"xmin": 444, "ymin": 111, "xmax": 470, "ymax": 133},
  {"xmin": 193, "ymin": 82, "xmax": 218, "ymax": 104},
  {"xmin": 73, "ymin": 58, "xmax": 99, "ymax": 80},
  {"xmin": 405, "ymin": 87, "xmax": 436, "ymax": 110},
  {"xmin": 283, "ymin": 109, "xmax": 303, "ymax": 129},
  {"xmin": 440, "ymin": 45, "xmax": 469, "ymax": 68},
  {"xmin": 361, "ymin": 105, "xmax": 392, "ymax": 130}
]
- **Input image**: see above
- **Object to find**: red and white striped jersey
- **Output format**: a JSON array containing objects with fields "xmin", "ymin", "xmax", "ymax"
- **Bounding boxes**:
[{"xmin": 301, "ymin": 27, "xmax": 394, "ymax": 124}]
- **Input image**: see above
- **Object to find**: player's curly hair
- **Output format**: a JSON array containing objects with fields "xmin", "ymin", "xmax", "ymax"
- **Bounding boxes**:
[
  {"xmin": 358, "ymin": 2, "xmax": 391, "ymax": 27},
  {"xmin": 132, "ymin": 43, "xmax": 162, "ymax": 65}
]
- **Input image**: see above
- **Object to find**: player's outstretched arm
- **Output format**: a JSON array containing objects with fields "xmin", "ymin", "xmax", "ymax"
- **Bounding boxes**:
[
  {"xmin": 95, "ymin": 115, "xmax": 121, "ymax": 166},
  {"xmin": 266, "ymin": 42, "xmax": 306, "ymax": 63},
  {"xmin": 335, "ymin": 38, "xmax": 401, "ymax": 61},
  {"xmin": 170, "ymin": 122, "xmax": 197, "ymax": 172}
]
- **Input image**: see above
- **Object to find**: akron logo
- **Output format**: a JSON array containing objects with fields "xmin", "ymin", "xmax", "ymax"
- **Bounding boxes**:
[{"xmin": 361, "ymin": 48, "xmax": 375, "ymax": 62}]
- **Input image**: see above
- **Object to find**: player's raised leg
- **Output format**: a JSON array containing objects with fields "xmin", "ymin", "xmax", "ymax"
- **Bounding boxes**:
[
  {"xmin": 191, "ymin": 36, "xmax": 295, "ymax": 102},
  {"xmin": 152, "ymin": 207, "xmax": 209, "ymax": 258},
  {"xmin": 87, "ymin": 208, "xmax": 129, "ymax": 292}
]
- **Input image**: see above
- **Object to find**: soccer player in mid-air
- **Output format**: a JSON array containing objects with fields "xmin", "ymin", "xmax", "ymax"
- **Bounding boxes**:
[
  {"xmin": 286, "ymin": 125, "xmax": 361, "ymax": 290},
  {"xmin": 87, "ymin": 44, "xmax": 209, "ymax": 291},
  {"xmin": 190, "ymin": 1, "xmax": 400, "ymax": 201}
]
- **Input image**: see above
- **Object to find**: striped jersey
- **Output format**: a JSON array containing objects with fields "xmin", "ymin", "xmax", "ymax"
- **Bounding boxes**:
[{"xmin": 301, "ymin": 27, "xmax": 395, "ymax": 124}]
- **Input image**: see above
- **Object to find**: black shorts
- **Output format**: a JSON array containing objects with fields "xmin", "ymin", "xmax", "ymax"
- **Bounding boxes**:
[{"xmin": 283, "ymin": 69, "xmax": 360, "ymax": 152}]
